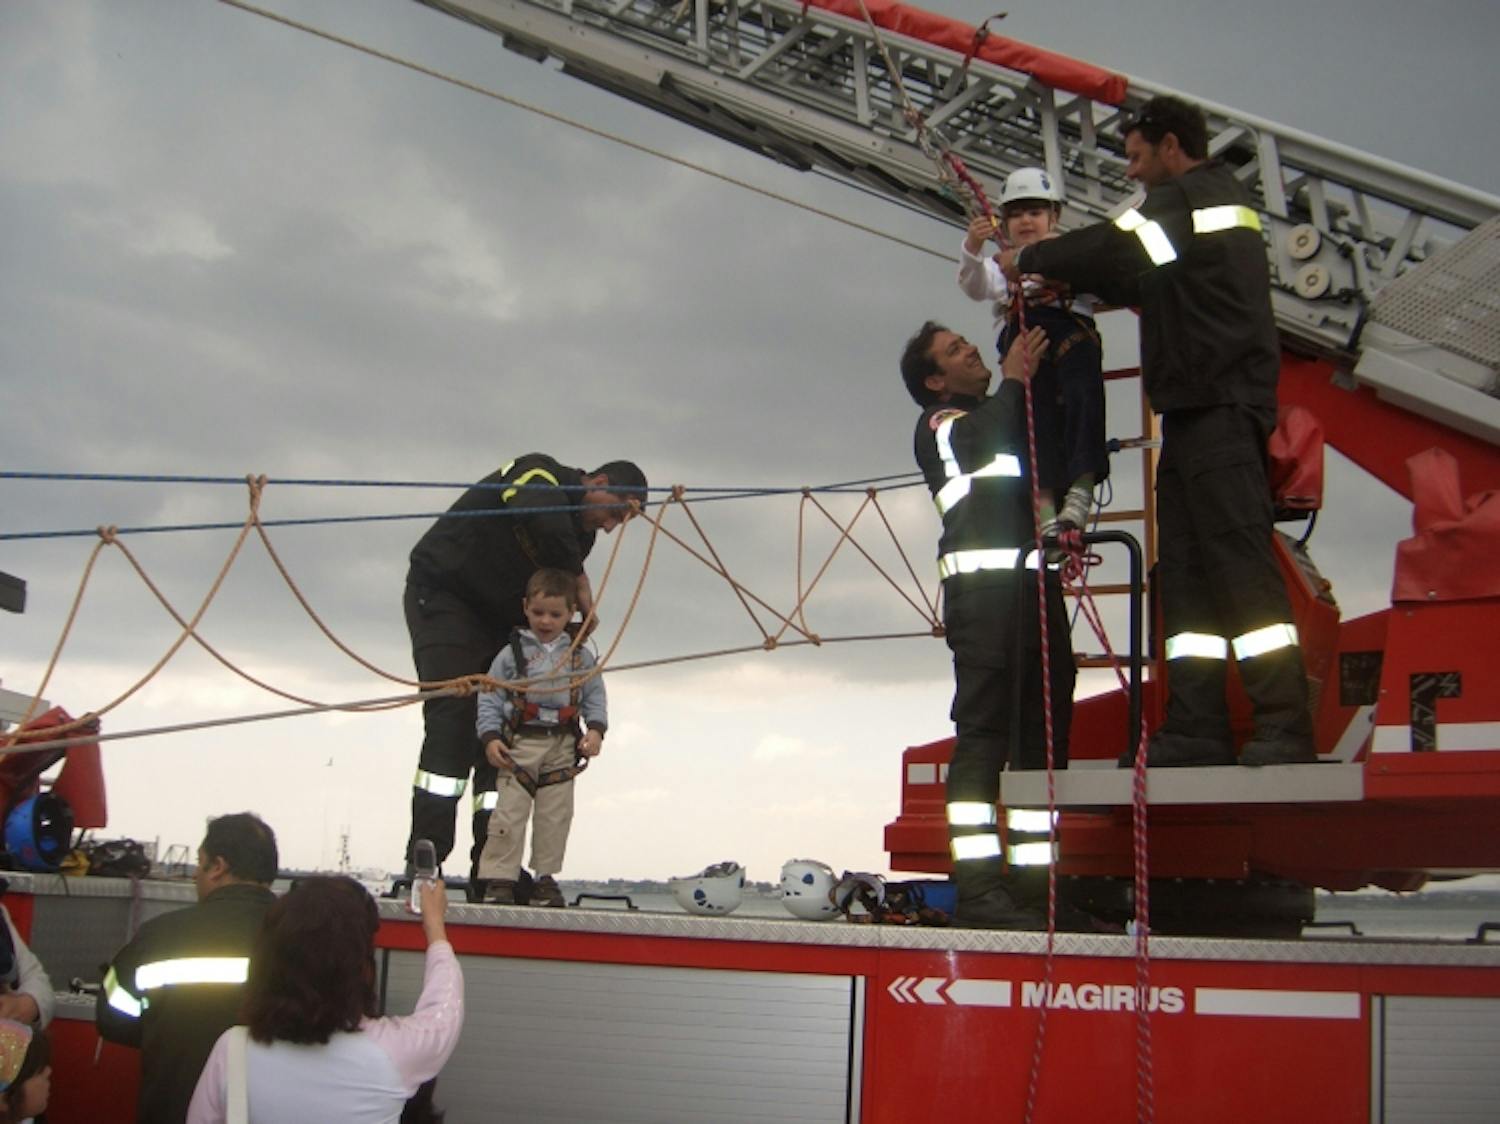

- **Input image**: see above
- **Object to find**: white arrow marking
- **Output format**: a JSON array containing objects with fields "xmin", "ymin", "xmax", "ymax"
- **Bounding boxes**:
[
  {"xmin": 915, "ymin": 977, "xmax": 946, "ymax": 1005},
  {"xmin": 945, "ymin": 979, "xmax": 1014, "ymax": 1007}
]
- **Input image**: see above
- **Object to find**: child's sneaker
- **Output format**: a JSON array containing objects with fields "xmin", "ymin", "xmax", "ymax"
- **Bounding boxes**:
[
  {"xmin": 531, "ymin": 875, "xmax": 565, "ymax": 908},
  {"xmin": 484, "ymin": 879, "xmax": 517, "ymax": 906}
]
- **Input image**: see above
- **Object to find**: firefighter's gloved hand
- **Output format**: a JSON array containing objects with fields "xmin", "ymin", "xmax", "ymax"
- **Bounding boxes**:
[
  {"xmin": 1057, "ymin": 483, "xmax": 1094, "ymax": 531},
  {"xmin": 1038, "ymin": 518, "xmax": 1067, "ymax": 565}
]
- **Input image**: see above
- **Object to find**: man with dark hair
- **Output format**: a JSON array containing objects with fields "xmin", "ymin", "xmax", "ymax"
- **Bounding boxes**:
[
  {"xmin": 998, "ymin": 93, "xmax": 1314, "ymax": 768},
  {"xmin": 904, "ymin": 322, "xmax": 1080, "ymax": 928},
  {"xmin": 97, "ymin": 811, "xmax": 279, "ymax": 1124},
  {"xmin": 403, "ymin": 454, "xmax": 647, "ymax": 882}
]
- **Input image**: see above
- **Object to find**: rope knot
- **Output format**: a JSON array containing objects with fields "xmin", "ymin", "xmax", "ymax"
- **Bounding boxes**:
[
  {"xmin": 762, "ymin": 637, "xmax": 778, "ymax": 651},
  {"xmin": 97, "ymin": 525, "xmax": 119, "ymax": 545},
  {"xmin": 931, "ymin": 622, "xmax": 946, "ymax": 639},
  {"xmin": 245, "ymin": 474, "xmax": 267, "ymax": 513},
  {"xmin": 671, "ymin": 484, "xmax": 686, "ymax": 501}
]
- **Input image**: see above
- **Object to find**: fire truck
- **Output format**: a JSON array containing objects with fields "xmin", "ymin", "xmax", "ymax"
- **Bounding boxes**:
[{"xmin": 12, "ymin": 0, "xmax": 1500, "ymax": 1120}]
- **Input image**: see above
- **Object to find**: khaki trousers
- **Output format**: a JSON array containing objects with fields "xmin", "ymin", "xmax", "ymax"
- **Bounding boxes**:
[{"xmin": 476, "ymin": 728, "xmax": 577, "ymax": 881}]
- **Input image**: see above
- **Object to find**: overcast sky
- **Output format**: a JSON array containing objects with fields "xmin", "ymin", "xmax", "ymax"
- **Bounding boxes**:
[{"xmin": 2, "ymin": 0, "xmax": 1496, "ymax": 883}]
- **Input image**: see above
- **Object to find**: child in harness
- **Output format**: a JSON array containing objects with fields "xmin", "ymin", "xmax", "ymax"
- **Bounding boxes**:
[
  {"xmin": 957, "ymin": 166, "xmax": 1110, "ymax": 538},
  {"xmin": 475, "ymin": 568, "xmax": 608, "ymax": 907}
]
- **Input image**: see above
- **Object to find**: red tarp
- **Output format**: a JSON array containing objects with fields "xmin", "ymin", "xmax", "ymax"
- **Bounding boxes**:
[
  {"xmin": 1268, "ymin": 404, "xmax": 1325, "ymax": 512},
  {"xmin": 1392, "ymin": 446, "xmax": 1500, "ymax": 603},
  {"xmin": 803, "ymin": 0, "xmax": 1129, "ymax": 105}
]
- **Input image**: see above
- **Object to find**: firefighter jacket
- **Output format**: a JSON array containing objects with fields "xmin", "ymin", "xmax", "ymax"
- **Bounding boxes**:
[
  {"xmin": 96, "ymin": 881, "xmax": 276, "ymax": 1124},
  {"xmin": 407, "ymin": 454, "xmax": 597, "ymax": 636},
  {"xmin": 915, "ymin": 379, "xmax": 1037, "ymax": 594},
  {"xmin": 1018, "ymin": 159, "xmax": 1280, "ymax": 415}
]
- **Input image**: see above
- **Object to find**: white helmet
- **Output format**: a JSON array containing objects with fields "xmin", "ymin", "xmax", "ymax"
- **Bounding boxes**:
[
  {"xmin": 778, "ymin": 859, "xmax": 841, "ymax": 921},
  {"xmin": 669, "ymin": 861, "xmax": 745, "ymax": 915},
  {"xmin": 1000, "ymin": 167, "xmax": 1063, "ymax": 206}
]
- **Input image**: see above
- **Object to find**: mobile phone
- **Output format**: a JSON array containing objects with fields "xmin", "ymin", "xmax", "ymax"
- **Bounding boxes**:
[{"xmin": 409, "ymin": 839, "xmax": 438, "ymax": 914}]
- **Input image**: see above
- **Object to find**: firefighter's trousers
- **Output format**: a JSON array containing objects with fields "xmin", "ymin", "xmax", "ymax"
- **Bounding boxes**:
[
  {"xmin": 943, "ymin": 575, "xmax": 1075, "ymax": 898},
  {"xmin": 403, "ymin": 583, "xmax": 501, "ymax": 873},
  {"xmin": 1155, "ymin": 404, "xmax": 1312, "ymax": 741}
]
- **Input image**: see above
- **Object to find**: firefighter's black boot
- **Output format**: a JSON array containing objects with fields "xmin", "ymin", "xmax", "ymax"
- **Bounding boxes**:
[
  {"xmin": 1237, "ymin": 647, "xmax": 1316, "ymax": 765},
  {"xmin": 951, "ymin": 860, "xmax": 1045, "ymax": 930},
  {"xmin": 1144, "ymin": 656, "xmax": 1234, "ymax": 766},
  {"xmin": 1146, "ymin": 730, "xmax": 1236, "ymax": 767},
  {"xmin": 954, "ymin": 882, "xmax": 1047, "ymax": 930},
  {"xmin": 1239, "ymin": 729, "xmax": 1317, "ymax": 766}
]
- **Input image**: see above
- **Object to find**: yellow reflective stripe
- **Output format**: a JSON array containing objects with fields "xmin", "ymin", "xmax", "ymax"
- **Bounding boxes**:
[
  {"xmin": 933, "ymin": 417, "xmax": 1023, "ymax": 517},
  {"xmin": 1164, "ymin": 632, "xmax": 1229, "ymax": 661},
  {"xmin": 951, "ymin": 834, "xmax": 1003, "ymax": 861},
  {"xmin": 947, "ymin": 801, "xmax": 997, "ymax": 827},
  {"xmin": 135, "ymin": 956, "xmax": 250, "ymax": 991},
  {"xmin": 473, "ymin": 789, "xmax": 498, "ymax": 813},
  {"xmin": 938, "ymin": 549, "xmax": 1042, "ymax": 580},
  {"xmin": 1192, "ymin": 204, "xmax": 1261, "ymax": 234},
  {"xmin": 1115, "ymin": 207, "xmax": 1177, "ymax": 265},
  {"xmin": 413, "ymin": 769, "xmax": 467, "ymax": 797},
  {"xmin": 1006, "ymin": 808, "xmax": 1058, "ymax": 833},
  {"xmin": 1007, "ymin": 841, "xmax": 1058, "ymax": 866},
  {"xmin": 501, "ymin": 467, "xmax": 560, "ymax": 504},
  {"xmin": 1232, "ymin": 622, "xmax": 1299, "ymax": 660},
  {"xmin": 103, "ymin": 966, "xmax": 144, "ymax": 1019}
]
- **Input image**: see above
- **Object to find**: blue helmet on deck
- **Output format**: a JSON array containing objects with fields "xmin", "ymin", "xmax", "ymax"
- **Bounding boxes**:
[{"xmin": 4, "ymin": 793, "xmax": 74, "ymax": 872}]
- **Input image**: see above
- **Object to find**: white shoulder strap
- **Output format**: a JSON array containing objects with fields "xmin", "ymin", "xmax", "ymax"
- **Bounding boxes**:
[{"xmin": 227, "ymin": 1025, "xmax": 250, "ymax": 1124}]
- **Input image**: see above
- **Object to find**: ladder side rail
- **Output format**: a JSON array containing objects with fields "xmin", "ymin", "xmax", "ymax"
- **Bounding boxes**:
[{"xmin": 415, "ymin": 0, "xmax": 1496, "ymax": 361}]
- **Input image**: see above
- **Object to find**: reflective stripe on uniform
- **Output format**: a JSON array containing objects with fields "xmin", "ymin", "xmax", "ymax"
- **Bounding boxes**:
[
  {"xmin": 135, "ymin": 956, "xmax": 250, "ymax": 991},
  {"xmin": 1192, "ymin": 204, "xmax": 1262, "ymax": 234},
  {"xmin": 1232, "ymin": 622, "xmax": 1299, "ymax": 660},
  {"xmin": 103, "ymin": 966, "xmax": 144, "ymax": 1019},
  {"xmin": 946, "ymin": 801, "xmax": 997, "ymax": 827},
  {"xmin": 1115, "ymin": 208, "xmax": 1177, "ymax": 265},
  {"xmin": 933, "ymin": 417, "xmax": 1023, "ymax": 516},
  {"xmin": 473, "ymin": 789, "xmax": 498, "ymax": 813},
  {"xmin": 951, "ymin": 834, "xmax": 1003, "ymax": 862},
  {"xmin": 1006, "ymin": 808, "xmax": 1058, "ymax": 833},
  {"xmin": 1007, "ymin": 841, "xmax": 1059, "ymax": 866},
  {"xmin": 938, "ymin": 549, "xmax": 1043, "ymax": 580},
  {"xmin": 1164, "ymin": 632, "xmax": 1229, "ymax": 661},
  {"xmin": 501, "ymin": 467, "xmax": 560, "ymax": 504},
  {"xmin": 413, "ymin": 769, "xmax": 467, "ymax": 798}
]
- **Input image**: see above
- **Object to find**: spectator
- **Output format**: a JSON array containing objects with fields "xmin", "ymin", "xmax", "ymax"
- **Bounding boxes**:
[
  {"xmin": 0, "ymin": 1019, "xmax": 51, "ymax": 1124},
  {"xmin": 0, "ymin": 902, "xmax": 52, "ymax": 1029},
  {"xmin": 187, "ymin": 877, "xmax": 463, "ymax": 1123},
  {"xmin": 97, "ymin": 812, "xmax": 279, "ymax": 1124}
]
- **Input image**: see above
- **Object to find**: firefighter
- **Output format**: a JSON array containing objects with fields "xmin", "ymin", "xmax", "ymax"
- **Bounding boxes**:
[
  {"xmin": 998, "ymin": 95, "xmax": 1316, "ymax": 768},
  {"xmin": 900, "ymin": 322, "xmax": 1077, "ymax": 928},
  {"xmin": 96, "ymin": 813, "xmax": 279, "ymax": 1124},
  {"xmin": 402, "ymin": 455, "xmax": 647, "ymax": 880}
]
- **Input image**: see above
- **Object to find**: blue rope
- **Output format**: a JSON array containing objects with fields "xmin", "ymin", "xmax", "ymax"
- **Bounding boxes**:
[
  {"xmin": 0, "ymin": 469, "xmax": 919, "ymax": 494},
  {"xmin": 0, "ymin": 471, "xmax": 927, "ymax": 541}
]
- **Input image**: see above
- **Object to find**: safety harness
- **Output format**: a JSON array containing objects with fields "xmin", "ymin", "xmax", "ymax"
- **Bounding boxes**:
[
  {"xmin": 492, "ymin": 629, "xmax": 590, "ymax": 798},
  {"xmin": 834, "ymin": 872, "xmax": 953, "ymax": 927}
]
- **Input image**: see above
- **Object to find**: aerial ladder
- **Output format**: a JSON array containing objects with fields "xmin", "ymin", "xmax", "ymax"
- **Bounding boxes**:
[{"xmin": 417, "ymin": 0, "xmax": 1500, "ymax": 930}]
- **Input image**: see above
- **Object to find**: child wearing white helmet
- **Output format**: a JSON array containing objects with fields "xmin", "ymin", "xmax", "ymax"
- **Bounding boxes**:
[{"xmin": 957, "ymin": 167, "xmax": 1109, "ymax": 535}]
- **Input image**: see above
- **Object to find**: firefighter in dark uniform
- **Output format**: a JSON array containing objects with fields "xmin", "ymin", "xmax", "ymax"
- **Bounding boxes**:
[
  {"xmin": 96, "ymin": 812, "xmax": 279, "ymax": 1124},
  {"xmin": 1000, "ymin": 94, "xmax": 1314, "ymax": 767},
  {"xmin": 900, "ymin": 322, "xmax": 1077, "ymax": 928},
  {"xmin": 403, "ymin": 455, "xmax": 647, "ymax": 877}
]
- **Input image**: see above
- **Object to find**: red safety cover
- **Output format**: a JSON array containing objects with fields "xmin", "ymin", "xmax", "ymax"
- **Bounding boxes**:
[
  {"xmin": 1268, "ymin": 404, "xmax": 1324, "ymax": 512},
  {"xmin": 803, "ymin": 0, "xmax": 1129, "ymax": 104},
  {"xmin": 1392, "ymin": 446, "xmax": 1500, "ymax": 603}
]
